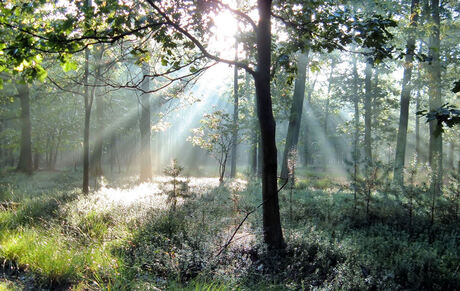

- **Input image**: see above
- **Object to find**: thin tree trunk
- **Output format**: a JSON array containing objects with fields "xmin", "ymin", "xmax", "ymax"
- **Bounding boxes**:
[
  {"xmin": 45, "ymin": 134, "xmax": 50, "ymax": 168},
  {"xmin": 393, "ymin": 0, "xmax": 420, "ymax": 188},
  {"xmin": 415, "ymin": 71, "xmax": 421, "ymax": 164},
  {"xmin": 280, "ymin": 52, "xmax": 309, "ymax": 180},
  {"xmin": 230, "ymin": 40, "xmax": 239, "ymax": 178},
  {"xmin": 352, "ymin": 55, "xmax": 360, "ymax": 211},
  {"xmin": 303, "ymin": 72, "xmax": 318, "ymax": 166},
  {"xmin": 92, "ymin": 48, "xmax": 104, "ymax": 178},
  {"xmin": 52, "ymin": 135, "xmax": 61, "ymax": 169},
  {"xmin": 428, "ymin": 0, "xmax": 442, "ymax": 201},
  {"xmin": 254, "ymin": 0, "xmax": 284, "ymax": 250},
  {"xmin": 83, "ymin": 47, "xmax": 92, "ymax": 194},
  {"xmin": 324, "ymin": 60, "xmax": 335, "ymax": 137},
  {"xmin": 16, "ymin": 83, "xmax": 33, "ymax": 174},
  {"xmin": 364, "ymin": 60, "xmax": 373, "ymax": 168},
  {"xmin": 139, "ymin": 62, "xmax": 152, "ymax": 181}
]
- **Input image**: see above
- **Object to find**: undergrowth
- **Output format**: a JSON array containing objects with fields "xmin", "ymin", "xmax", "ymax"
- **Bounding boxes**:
[{"xmin": 0, "ymin": 170, "xmax": 458, "ymax": 290}]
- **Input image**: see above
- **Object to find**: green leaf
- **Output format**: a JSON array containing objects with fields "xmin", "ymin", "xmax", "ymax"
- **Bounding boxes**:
[
  {"xmin": 61, "ymin": 60, "xmax": 78, "ymax": 72},
  {"xmin": 36, "ymin": 65, "xmax": 47, "ymax": 82}
]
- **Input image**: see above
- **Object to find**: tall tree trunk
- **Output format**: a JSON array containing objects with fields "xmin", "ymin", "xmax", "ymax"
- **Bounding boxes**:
[
  {"xmin": 393, "ymin": 0, "xmax": 420, "ymax": 188},
  {"xmin": 280, "ymin": 52, "xmax": 309, "ymax": 180},
  {"xmin": 83, "ymin": 47, "xmax": 92, "ymax": 194},
  {"xmin": 254, "ymin": 0, "xmax": 284, "ymax": 250},
  {"xmin": 428, "ymin": 0, "xmax": 442, "ymax": 200},
  {"xmin": 352, "ymin": 55, "xmax": 360, "ymax": 210},
  {"xmin": 250, "ymin": 73, "xmax": 258, "ymax": 176},
  {"xmin": 364, "ymin": 60, "xmax": 373, "ymax": 168},
  {"xmin": 92, "ymin": 48, "xmax": 104, "ymax": 178},
  {"xmin": 139, "ymin": 62, "xmax": 152, "ymax": 182},
  {"xmin": 303, "ymin": 72, "xmax": 317, "ymax": 166},
  {"xmin": 45, "ymin": 134, "xmax": 50, "ymax": 168},
  {"xmin": 415, "ymin": 69, "xmax": 421, "ymax": 164},
  {"xmin": 323, "ymin": 60, "xmax": 335, "ymax": 138},
  {"xmin": 230, "ymin": 41, "xmax": 239, "ymax": 178},
  {"xmin": 52, "ymin": 135, "xmax": 61, "ymax": 169},
  {"xmin": 16, "ymin": 83, "xmax": 33, "ymax": 174}
]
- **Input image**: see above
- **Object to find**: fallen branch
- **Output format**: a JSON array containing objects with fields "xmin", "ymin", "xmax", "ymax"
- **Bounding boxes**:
[{"xmin": 214, "ymin": 177, "xmax": 289, "ymax": 257}]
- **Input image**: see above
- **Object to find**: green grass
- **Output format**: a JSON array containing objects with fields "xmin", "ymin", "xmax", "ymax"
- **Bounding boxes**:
[
  {"xmin": 0, "ymin": 281, "xmax": 19, "ymax": 291},
  {"xmin": 0, "ymin": 170, "xmax": 458, "ymax": 290},
  {"xmin": 0, "ymin": 220, "xmax": 122, "ymax": 287}
]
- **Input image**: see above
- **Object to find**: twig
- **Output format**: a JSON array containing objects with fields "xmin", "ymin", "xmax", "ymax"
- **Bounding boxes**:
[{"xmin": 214, "ymin": 177, "xmax": 289, "ymax": 257}]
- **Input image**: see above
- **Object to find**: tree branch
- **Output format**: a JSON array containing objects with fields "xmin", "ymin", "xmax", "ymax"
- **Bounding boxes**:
[
  {"xmin": 145, "ymin": 0, "xmax": 256, "ymax": 76},
  {"xmin": 214, "ymin": 177, "xmax": 289, "ymax": 257},
  {"xmin": 208, "ymin": 0, "xmax": 257, "ymax": 32}
]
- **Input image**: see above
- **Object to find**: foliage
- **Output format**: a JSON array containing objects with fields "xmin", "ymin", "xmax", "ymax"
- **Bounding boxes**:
[
  {"xmin": 417, "ymin": 103, "xmax": 460, "ymax": 136},
  {"xmin": 162, "ymin": 159, "xmax": 190, "ymax": 212},
  {"xmin": 0, "ymin": 170, "xmax": 458, "ymax": 289},
  {"xmin": 189, "ymin": 111, "xmax": 238, "ymax": 182}
]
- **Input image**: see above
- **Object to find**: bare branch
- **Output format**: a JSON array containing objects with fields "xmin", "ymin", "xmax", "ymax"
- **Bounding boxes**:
[
  {"xmin": 145, "ymin": 0, "xmax": 256, "ymax": 76},
  {"xmin": 214, "ymin": 177, "xmax": 289, "ymax": 257},
  {"xmin": 0, "ymin": 21, "xmax": 164, "ymax": 55},
  {"xmin": 47, "ymin": 76, "xmax": 84, "ymax": 97}
]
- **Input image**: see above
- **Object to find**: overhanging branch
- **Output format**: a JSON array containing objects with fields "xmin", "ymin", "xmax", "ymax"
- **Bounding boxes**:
[{"xmin": 146, "ymin": 0, "xmax": 256, "ymax": 77}]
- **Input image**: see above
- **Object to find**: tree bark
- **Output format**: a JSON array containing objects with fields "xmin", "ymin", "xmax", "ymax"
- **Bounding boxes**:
[
  {"xmin": 415, "ymin": 70, "xmax": 421, "ymax": 164},
  {"xmin": 139, "ymin": 62, "xmax": 152, "ymax": 182},
  {"xmin": 254, "ymin": 0, "xmax": 284, "ymax": 250},
  {"xmin": 352, "ymin": 55, "xmax": 360, "ymax": 210},
  {"xmin": 250, "ymin": 74, "xmax": 258, "ymax": 177},
  {"xmin": 16, "ymin": 83, "xmax": 33, "ymax": 174},
  {"xmin": 324, "ymin": 60, "xmax": 335, "ymax": 138},
  {"xmin": 303, "ymin": 72, "xmax": 317, "ymax": 166},
  {"xmin": 428, "ymin": 0, "xmax": 442, "ymax": 198},
  {"xmin": 230, "ymin": 40, "xmax": 239, "ymax": 178},
  {"xmin": 364, "ymin": 60, "xmax": 373, "ymax": 168},
  {"xmin": 280, "ymin": 52, "xmax": 309, "ymax": 180},
  {"xmin": 83, "ymin": 47, "xmax": 92, "ymax": 194},
  {"xmin": 393, "ymin": 0, "xmax": 420, "ymax": 187},
  {"xmin": 91, "ymin": 47, "xmax": 104, "ymax": 178}
]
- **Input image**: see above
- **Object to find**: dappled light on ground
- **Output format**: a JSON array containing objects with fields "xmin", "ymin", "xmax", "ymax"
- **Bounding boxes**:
[{"xmin": 67, "ymin": 176, "xmax": 248, "ymax": 221}]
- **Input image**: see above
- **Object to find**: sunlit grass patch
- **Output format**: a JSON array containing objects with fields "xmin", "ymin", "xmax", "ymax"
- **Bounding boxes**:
[
  {"xmin": 0, "ymin": 226, "xmax": 122, "ymax": 287},
  {"xmin": 0, "ymin": 280, "xmax": 19, "ymax": 291},
  {"xmin": 0, "ymin": 173, "xmax": 245, "ymax": 288},
  {"xmin": 0, "ymin": 171, "xmax": 81, "ymax": 202},
  {"xmin": 2, "ymin": 170, "xmax": 456, "ymax": 290}
]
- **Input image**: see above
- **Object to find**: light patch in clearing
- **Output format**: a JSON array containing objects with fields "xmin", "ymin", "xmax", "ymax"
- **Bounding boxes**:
[
  {"xmin": 69, "ymin": 177, "xmax": 246, "ymax": 217},
  {"xmin": 99, "ymin": 182, "xmax": 164, "ymax": 207}
]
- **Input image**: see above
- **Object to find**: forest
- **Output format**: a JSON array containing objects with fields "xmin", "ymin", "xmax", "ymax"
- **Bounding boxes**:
[{"xmin": 0, "ymin": 0, "xmax": 459, "ymax": 290}]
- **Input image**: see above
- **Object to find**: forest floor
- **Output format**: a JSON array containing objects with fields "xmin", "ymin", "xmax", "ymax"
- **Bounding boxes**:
[{"xmin": 0, "ymin": 169, "xmax": 458, "ymax": 290}]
